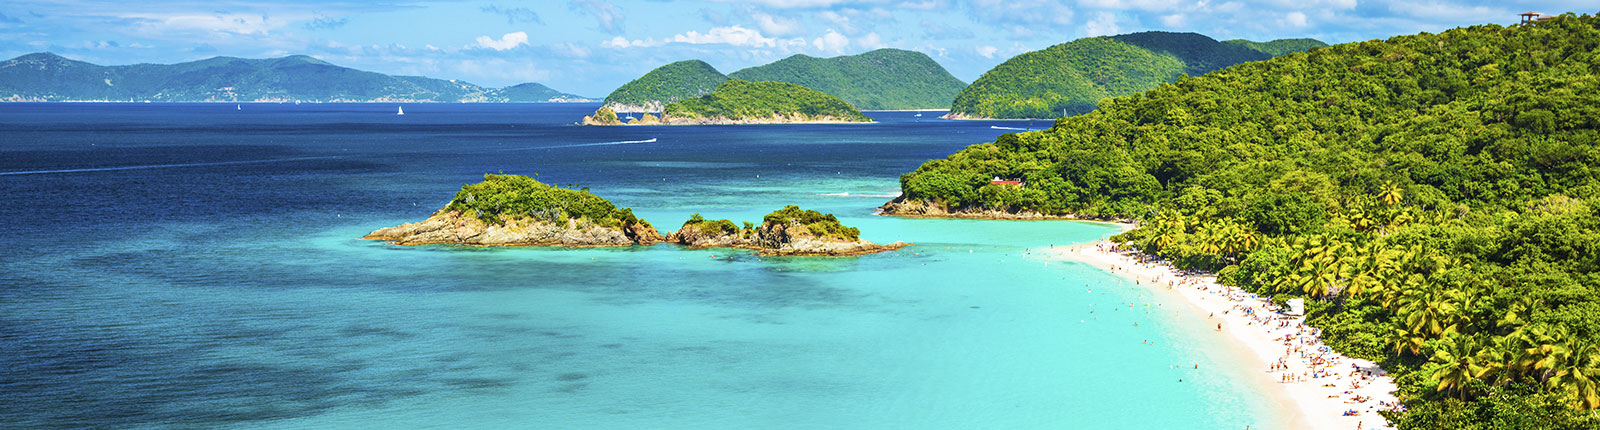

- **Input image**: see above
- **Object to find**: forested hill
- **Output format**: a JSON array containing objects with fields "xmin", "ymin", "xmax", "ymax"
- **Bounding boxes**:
[
  {"xmin": 894, "ymin": 14, "xmax": 1600, "ymax": 428},
  {"xmin": 0, "ymin": 52, "xmax": 589, "ymax": 102},
  {"xmin": 1224, "ymin": 38, "xmax": 1330, "ymax": 56},
  {"xmin": 727, "ymin": 49, "xmax": 967, "ymax": 110},
  {"xmin": 661, "ymin": 80, "xmax": 870, "ymax": 123},
  {"xmin": 600, "ymin": 59, "xmax": 729, "ymax": 113},
  {"xmin": 947, "ymin": 32, "xmax": 1316, "ymax": 119}
]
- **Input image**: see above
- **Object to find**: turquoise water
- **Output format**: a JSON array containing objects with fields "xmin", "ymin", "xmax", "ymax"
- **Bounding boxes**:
[{"xmin": 1, "ymin": 104, "xmax": 1288, "ymax": 428}]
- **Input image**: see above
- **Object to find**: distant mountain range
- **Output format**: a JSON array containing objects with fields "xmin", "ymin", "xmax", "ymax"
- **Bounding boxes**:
[
  {"xmin": 601, "ymin": 49, "xmax": 968, "ymax": 112},
  {"xmin": 0, "ymin": 52, "xmax": 592, "ymax": 103},
  {"xmin": 948, "ymin": 32, "xmax": 1327, "ymax": 119}
]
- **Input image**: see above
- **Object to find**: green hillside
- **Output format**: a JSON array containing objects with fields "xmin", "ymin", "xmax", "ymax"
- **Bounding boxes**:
[
  {"xmin": 1224, "ymin": 38, "xmax": 1331, "ymax": 56},
  {"xmin": 601, "ymin": 59, "xmax": 729, "ymax": 112},
  {"xmin": 0, "ymin": 52, "xmax": 586, "ymax": 102},
  {"xmin": 728, "ymin": 48, "xmax": 966, "ymax": 110},
  {"xmin": 662, "ymin": 80, "xmax": 869, "ymax": 122},
  {"xmin": 948, "ymin": 32, "xmax": 1292, "ymax": 119},
  {"xmin": 897, "ymin": 14, "xmax": 1600, "ymax": 427}
]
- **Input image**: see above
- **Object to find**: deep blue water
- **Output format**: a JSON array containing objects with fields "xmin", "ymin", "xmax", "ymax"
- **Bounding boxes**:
[{"xmin": 0, "ymin": 103, "xmax": 1288, "ymax": 429}]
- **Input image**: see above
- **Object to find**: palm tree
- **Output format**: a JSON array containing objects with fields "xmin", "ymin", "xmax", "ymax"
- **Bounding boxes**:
[
  {"xmin": 1388, "ymin": 326, "xmax": 1427, "ymax": 356},
  {"xmin": 1423, "ymin": 334, "xmax": 1492, "ymax": 399},
  {"xmin": 1548, "ymin": 340, "xmax": 1600, "ymax": 410},
  {"xmin": 1380, "ymin": 181, "xmax": 1404, "ymax": 206}
]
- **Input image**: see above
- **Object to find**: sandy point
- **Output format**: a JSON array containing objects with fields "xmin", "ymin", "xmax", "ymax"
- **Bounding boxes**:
[{"xmin": 1049, "ymin": 239, "xmax": 1401, "ymax": 430}]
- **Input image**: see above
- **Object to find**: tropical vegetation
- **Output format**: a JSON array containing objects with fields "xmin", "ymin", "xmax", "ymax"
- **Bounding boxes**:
[
  {"xmin": 763, "ymin": 205, "xmax": 861, "ymax": 240},
  {"xmin": 444, "ymin": 174, "xmax": 649, "ymax": 230},
  {"xmin": 728, "ymin": 48, "xmax": 967, "ymax": 110},
  {"xmin": 948, "ymin": 32, "xmax": 1320, "ymax": 119},
  {"xmin": 1223, "ymin": 38, "xmax": 1330, "ymax": 56},
  {"xmin": 897, "ymin": 14, "xmax": 1600, "ymax": 427},
  {"xmin": 601, "ymin": 59, "xmax": 729, "ymax": 111},
  {"xmin": 662, "ymin": 80, "xmax": 871, "ymax": 122}
]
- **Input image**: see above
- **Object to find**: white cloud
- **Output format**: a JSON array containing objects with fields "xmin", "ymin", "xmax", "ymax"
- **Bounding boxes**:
[
  {"xmin": 1076, "ymin": 0, "xmax": 1181, "ymax": 12},
  {"xmin": 818, "ymin": 10, "xmax": 855, "ymax": 34},
  {"xmin": 856, "ymin": 32, "xmax": 885, "ymax": 49},
  {"xmin": 673, "ymin": 26, "xmax": 776, "ymax": 47},
  {"xmin": 122, "ymin": 12, "xmax": 291, "ymax": 36},
  {"xmin": 976, "ymin": 45, "xmax": 999, "ymax": 58},
  {"xmin": 1286, "ymin": 11, "xmax": 1308, "ymax": 27},
  {"xmin": 473, "ymin": 32, "xmax": 528, "ymax": 51},
  {"xmin": 569, "ymin": 0, "xmax": 625, "ymax": 34},
  {"xmin": 602, "ymin": 26, "xmax": 779, "ymax": 48},
  {"xmin": 752, "ymin": 12, "xmax": 802, "ymax": 36},
  {"xmin": 812, "ymin": 29, "xmax": 849, "ymax": 52},
  {"xmin": 1084, "ymin": 12, "xmax": 1120, "ymax": 36},
  {"xmin": 1160, "ymin": 13, "xmax": 1186, "ymax": 27}
]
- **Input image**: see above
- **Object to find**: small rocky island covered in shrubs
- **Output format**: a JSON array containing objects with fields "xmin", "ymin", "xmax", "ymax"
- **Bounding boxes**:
[
  {"xmin": 367, "ymin": 174, "xmax": 905, "ymax": 256},
  {"xmin": 668, "ymin": 206, "xmax": 908, "ymax": 256},
  {"xmin": 364, "ymin": 174, "xmax": 663, "ymax": 246}
]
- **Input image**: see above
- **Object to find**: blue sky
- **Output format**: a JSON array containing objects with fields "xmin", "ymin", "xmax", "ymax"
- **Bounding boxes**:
[{"xmin": 0, "ymin": 1, "xmax": 1592, "ymax": 96}]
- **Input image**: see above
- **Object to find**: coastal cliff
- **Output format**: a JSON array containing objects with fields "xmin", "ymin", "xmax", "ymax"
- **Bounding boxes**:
[
  {"xmin": 667, "ymin": 208, "xmax": 907, "ymax": 256},
  {"xmin": 363, "ymin": 174, "xmax": 662, "ymax": 247}
]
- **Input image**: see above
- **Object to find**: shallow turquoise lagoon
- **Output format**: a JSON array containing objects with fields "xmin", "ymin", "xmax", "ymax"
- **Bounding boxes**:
[{"xmin": 0, "ymin": 103, "xmax": 1289, "ymax": 428}]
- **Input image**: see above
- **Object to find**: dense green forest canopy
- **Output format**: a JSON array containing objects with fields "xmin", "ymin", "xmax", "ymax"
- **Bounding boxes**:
[
  {"xmin": 763, "ymin": 205, "xmax": 861, "ymax": 240},
  {"xmin": 728, "ymin": 48, "xmax": 967, "ymax": 110},
  {"xmin": 445, "ymin": 174, "xmax": 649, "ymax": 230},
  {"xmin": 0, "ymin": 52, "xmax": 586, "ymax": 102},
  {"xmin": 900, "ymin": 14, "xmax": 1600, "ymax": 427},
  {"xmin": 663, "ymin": 80, "xmax": 870, "ymax": 122},
  {"xmin": 948, "ymin": 32, "xmax": 1319, "ymax": 119},
  {"xmin": 601, "ymin": 59, "xmax": 729, "ymax": 110},
  {"xmin": 1224, "ymin": 38, "xmax": 1331, "ymax": 56}
]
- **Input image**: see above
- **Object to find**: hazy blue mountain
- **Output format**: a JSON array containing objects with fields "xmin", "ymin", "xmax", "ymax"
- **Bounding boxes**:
[{"xmin": 0, "ymin": 52, "xmax": 590, "ymax": 102}]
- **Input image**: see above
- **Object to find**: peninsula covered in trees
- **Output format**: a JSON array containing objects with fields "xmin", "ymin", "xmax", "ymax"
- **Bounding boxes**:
[
  {"xmin": 888, "ymin": 14, "xmax": 1600, "ymax": 427},
  {"xmin": 946, "ymin": 32, "xmax": 1322, "ymax": 119},
  {"xmin": 585, "ymin": 80, "xmax": 870, "ymax": 125}
]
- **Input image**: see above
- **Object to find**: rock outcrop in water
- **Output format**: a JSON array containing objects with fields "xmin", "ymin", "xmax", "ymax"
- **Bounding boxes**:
[
  {"xmin": 667, "ymin": 207, "xmax": 908, "ymax": 256},
  {"xmin": 363, "ymin": 174, "xmax": 662, "ymax": 247}
]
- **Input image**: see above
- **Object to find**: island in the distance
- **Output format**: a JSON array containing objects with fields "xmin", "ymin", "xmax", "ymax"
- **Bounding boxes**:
[
  {"xmin": 583, "ymin": 80, "xmax": 871, "ymax": 126},
  {"xmin": 363, "ymin": 174, "xmax": 663, "ymax": 247},
  {"xmin": 668, "ymin": 206, "xmax": 908, "ymax": 256}
]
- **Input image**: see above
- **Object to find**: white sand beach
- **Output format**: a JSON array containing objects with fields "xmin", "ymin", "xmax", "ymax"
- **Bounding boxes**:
[{"xmin": 1051, "ymin": 241, "xmax": 1402, "ymax": 430}]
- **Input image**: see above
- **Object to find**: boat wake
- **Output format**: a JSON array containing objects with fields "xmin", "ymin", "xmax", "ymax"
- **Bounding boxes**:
[
  {"xmin": 990, "ymin": 126, "xmax": 1030, "ymax": 131},
  {"xmin": 493, "ymin": 138, "xmax": 657, "ymax": 151},
  {"xmin": 0, "ymin": 156, "xmax": 341, "ymax": 176},
  {"xmin": 819, "ymin": 192, "xmax": 903, "ymax": 198}
]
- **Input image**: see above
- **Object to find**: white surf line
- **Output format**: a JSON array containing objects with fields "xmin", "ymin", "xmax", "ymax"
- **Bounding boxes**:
[{"xmin": 0, "ymin": 156, "xmax": 342, "ymax": 176}]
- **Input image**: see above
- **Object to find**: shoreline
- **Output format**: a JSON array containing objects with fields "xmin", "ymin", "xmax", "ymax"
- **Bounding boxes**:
[{"xmin": 1050, "ymin": 237, "xmax": 1400, "ymax": 430}]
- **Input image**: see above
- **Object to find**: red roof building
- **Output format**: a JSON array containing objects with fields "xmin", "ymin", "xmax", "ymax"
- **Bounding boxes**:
[{"xmin": 990, "ymin": 177, "xmax": 1023, "ymax": 186}]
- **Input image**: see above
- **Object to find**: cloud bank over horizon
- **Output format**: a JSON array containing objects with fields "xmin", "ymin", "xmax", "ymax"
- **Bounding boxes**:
[{"xmin": 0, "ymin": 0, "xmax": 1588, "ymax": 96}]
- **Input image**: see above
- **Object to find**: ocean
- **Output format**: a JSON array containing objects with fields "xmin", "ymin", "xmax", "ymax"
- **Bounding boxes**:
[{"xmin": 0, "ymin": 103, "xmax": 1289, "ymax": 429}]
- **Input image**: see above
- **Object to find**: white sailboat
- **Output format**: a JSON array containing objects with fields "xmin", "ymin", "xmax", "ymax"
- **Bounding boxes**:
[
  {"xmin": 236, "ymin": 104, "xmax": 241, "ymax": 111},
  {"xmin": 397, "ymin": 106, "xmax": 405, "ymax": 116}
]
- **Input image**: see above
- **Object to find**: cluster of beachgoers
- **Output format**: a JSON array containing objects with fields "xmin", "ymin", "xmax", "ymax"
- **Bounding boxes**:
[{"xmin": 1053, "ymin": 241, "xmax": 1403, "ymax": 430}]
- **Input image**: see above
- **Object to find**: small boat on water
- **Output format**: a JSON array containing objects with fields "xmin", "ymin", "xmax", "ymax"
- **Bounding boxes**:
[
  {"xmin": 236, "ymin": 104, "xmax": 241, "ymax": 111},
  {"xmin": 397, "ymin": 106, "xmax": 405, "ymax": 116},
  {"xmin": 914, "ymin": 112, "xmax": 922, "ymax": 117}
]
